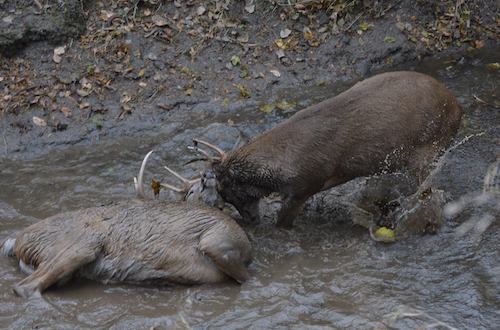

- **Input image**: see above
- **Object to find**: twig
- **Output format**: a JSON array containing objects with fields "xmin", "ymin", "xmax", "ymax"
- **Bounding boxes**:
[{"xmin": 344, "ymin": 13, "xmax": 363, "ymax": 32}]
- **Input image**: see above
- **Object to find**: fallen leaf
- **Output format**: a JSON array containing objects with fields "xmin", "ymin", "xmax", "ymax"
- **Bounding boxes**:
[
  {"xmin": 77, "ymin": 88, "xmax": 91, "ymax": 97},
  {"xmin": 237, "ymin": 34, "xmax": 249, "ymax": 43},
  {"xmin": 60, "ymin": 107, "xmax": 72, "ymax": 117},
  {"xmin": 151, "ymin": 179, "xmax": 162, "ymax": 197},
  {"xmin": 275, "ymin": 100, "xmax": 295, "ymax": 111},
  {"xmin": 359, "ymin": 22, "xmax": 374, "ymax": 31},
  {"xmin": 474, "ymin": 40, "xmax": 484, "ymax": 49},
  {"xmin": 384, "ymin": 36, "xmax": 396, "ymax": 43},
  {"xmin": 53, "ymin": 46, "xmax": 66, "ymax": 63},
  {"xmin": 235, "ymin": 84, "xmax": 250, "ymax": 98},
  {"xmin": 260, "ymin": 104, "xmax": 275, "ymax": 113},
  {"xmin": 239, "ymin": 66, "xmax": 249, "ymax": 78},
  {"xmin": 230, "ymin": 55, "xmax": 241, "ymax": 66},
  {"xmin": 152, "ymin": 15, "xmax": 169, "ymax": 27},
  {"xmin": 33, "ymin": 116, "xmax": 47, "ymax": 127},
  {"xmin": 270, "ymin": 69, "xmax": 281, "ymax": 77},
  {"xmin": 79, "ymin": 102, "xmax": 90, "ymax": 109},
  {"xmin": 197, "ymin": 5, "xmax": 206, "ymax": 16},
  {"xmin": 2, "ymin": 16, "xmax": 13, "ymax": 24},
  {"xmin": 245, "ymin": 4, "xmax": 255, "ymax": 13},
  {"xmin": 486, "ymin": 62, "xmax": 500, "ymax": 70},
  {"xmin": 280, "ymin": 28, "xmax": 292, "ymax": 38}
]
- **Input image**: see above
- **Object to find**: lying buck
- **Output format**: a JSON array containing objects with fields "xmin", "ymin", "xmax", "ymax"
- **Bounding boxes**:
[
  {"xmin": 191, "ymin": 71, "xmax": 463, "ymax": 228},
  {"xmin": 1, "ymin": 151, "xmax": 251, "ymax": 298}
]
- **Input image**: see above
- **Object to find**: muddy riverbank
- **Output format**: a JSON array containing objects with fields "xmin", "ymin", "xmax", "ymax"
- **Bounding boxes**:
[{"xmin": 1, "ymin": 0, "xmax": 498, "ymax": 159}]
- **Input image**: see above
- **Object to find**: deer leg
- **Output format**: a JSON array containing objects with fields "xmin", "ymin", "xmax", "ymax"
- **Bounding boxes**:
[
  {"xmin": 276, "ymin": 194, "xmax": 309, "ymax": 229},
  {"xmin": 13, "ymin": 243, "xmax": 100, "ymax": 298}
]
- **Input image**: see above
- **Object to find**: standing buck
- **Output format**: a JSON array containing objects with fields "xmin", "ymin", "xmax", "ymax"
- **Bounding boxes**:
[
  {"xmin": 191, "ymin": 71, "xmax": 462, "ymax": 228},
  {"xmin": 1, "ymin": 151, "xmax": 252, "ymax": 298}
]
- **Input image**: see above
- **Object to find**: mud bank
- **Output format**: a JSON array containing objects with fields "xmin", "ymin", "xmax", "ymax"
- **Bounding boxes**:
[{"xmin": 0, "ymin": 0, "xmax": 498, "ymax": 159}]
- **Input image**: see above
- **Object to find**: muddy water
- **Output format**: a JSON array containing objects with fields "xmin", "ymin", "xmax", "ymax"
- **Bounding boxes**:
[{"xmin": 0, "ymin": 48, "xmax": 499, "ymax": 329}]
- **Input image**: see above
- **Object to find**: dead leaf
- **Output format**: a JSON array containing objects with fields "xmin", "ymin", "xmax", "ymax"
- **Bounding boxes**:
[
  {"xmin": 384, "ymin": 36, "xmax": 396, "ymax": 43},
  {"xmin": 280, "ymin": 28, "xmax": 292, "ymax": 38},
  {"xmin": 275, "ymin": 49, "xmax": 285, "ymax": 59},
  {"xmin": 260, "ymin": 104, "xmax": 275, "ymax": 113},
  {"xmin": 152, "ymin": 15, "xmax": 169, "ymax": 27},
  {"xmin": 151, "ymin": 179, "xmax": 162, "ymax": 197},
  {"xmin": 53, "ymin": 46, "xmax": 66, "ymax": 63},
  {"xmin": 33, "ymin": 116, "xmax": 47, "ymax": 127},
  {"xmin": 235, "ymin": 84, "xmax": 250, "ymax": 98},
  {"xmin": 359, "ymin": 22, "xmax": 373, "ymax": 31},
  {"xmin": 275, "ymin": 100, "xmax": 295, "ymax": 111},
  {"xmin": 60, "ymin": 107, "xmax": 72, "ymax": 118},
  {"xmin": 474, "ymin": 40, "xmax": 485, "ymax": 49},
  {"xmin": 237, "ymin": 34, "xmax": 249, "ymax": 43},
  {"xmin": 486, "ymin": 63, "xmax": 500, "ymax": 70},
  {"xmin": 270, "ymin": 69, "xmax": 281, "ymax": 77},
  {"xmin": 197, "ymin": 5, "xmax": 206, "ymax": 16},
  {"xmin": 245, "ymin": 2, "xmax": 255, "ymax": 14}
]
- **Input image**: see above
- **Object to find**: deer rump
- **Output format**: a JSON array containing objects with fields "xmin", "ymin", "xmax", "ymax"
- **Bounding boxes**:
[{"xmin": 4, "ymin": 200, "xmax": 251, "ymax": 298}]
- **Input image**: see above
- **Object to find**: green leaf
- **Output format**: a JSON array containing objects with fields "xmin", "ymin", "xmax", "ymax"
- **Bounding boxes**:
[
  {"xmin": 239, "ymin": 66, "xmax": 248, "ymax": 78},
  {"xmin": 384, "ymin": 36, "xmax": 396, "ymax": 43},
  {"xmin": 230, "ymin": 55, "xmax": 241, "ymax": 66},
  {"xmin": 359, "ymin": 22, "xmax": 373, "ymax": 31},
  {"xmin": 260, "ymin": 104, "xmax": 275, "ymax": 113}
]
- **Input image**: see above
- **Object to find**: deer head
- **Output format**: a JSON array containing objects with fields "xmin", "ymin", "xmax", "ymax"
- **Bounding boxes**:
[{"xmin": 134, "ymin": 150, "xmax": 224, "ymax": 209}]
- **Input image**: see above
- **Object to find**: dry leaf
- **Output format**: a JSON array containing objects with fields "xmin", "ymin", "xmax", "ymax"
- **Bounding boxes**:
[
  {"xmin": 152, "ymin": 15, "xmax": 169, "ymax": 27},
  {"xmin": 53, "ymin": 46, "xmax": 66, "ymax": 63},
  {"xmin": 60, "ymin": 107, "xmax": 72, "ymax": 118},
  {"xmin": 260, "ymin": 104, "xmax": 275, "ymax": 113},
  {"xmin": 235, "ymin": 84, "xmax": 250, "ymax": 98},
  {"xmin": 33, "ymin": 116, "xmax": 47, "ymax": 127},
  {"xmin": 280, "ymin": 28, "xmax": 292, "ymax": 38},
  {"xmin": 237, "ymin": 34, "xmax": 249, "ymax": 43},
  {"xmin": 79, "ymin": 102, "xmax": 90, "ymax": 109},
  {"xmin": 270, "ymin": 69, "xmax": 281, "ymax": 77},
  {"xmin": 245, "ymin": 4, "xmax": 255, "ymax": 13},
  {"xmin": 197, "ymin": 6, "xmax": 206, "ymax": 16}
]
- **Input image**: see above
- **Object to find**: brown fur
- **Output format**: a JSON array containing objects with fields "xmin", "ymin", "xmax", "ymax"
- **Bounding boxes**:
[
  {"xmin": 211, "ymin": 71, "xmax": 462, "ymax": 227},
  {"xmin": 5, "ymin": 200, "xmax": 251, "ymax": 298}
]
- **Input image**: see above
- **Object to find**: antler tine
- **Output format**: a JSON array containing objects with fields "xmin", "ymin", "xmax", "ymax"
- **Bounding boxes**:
[
  {"xmin": 187, "ymin": 145, "xmax": 216, "ymax": 160},
  {"xmin": 159, "ymin": 183, "xmax": 185, "ymax": 193},
  {"xmin": 193, "ymin": 139, "xmax": 227, "ymax": 159},
  {"xmin": 164, "ymin": 165, "xmax": 201, "ymax": 184},
  {"xmin": 134, "ymin": 150, "xmax": 154, "ymax": 199}
]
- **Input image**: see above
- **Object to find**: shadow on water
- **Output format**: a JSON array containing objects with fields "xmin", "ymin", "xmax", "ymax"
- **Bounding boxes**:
[{"xmin": 0, "ymin": 47, "xmax": 498, "ymax": 329}]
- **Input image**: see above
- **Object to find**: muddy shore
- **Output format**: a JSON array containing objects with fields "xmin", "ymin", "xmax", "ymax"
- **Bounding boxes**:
[{"xmin": 0, "ymin": 0, "xmax": 498, "ymax": 159}]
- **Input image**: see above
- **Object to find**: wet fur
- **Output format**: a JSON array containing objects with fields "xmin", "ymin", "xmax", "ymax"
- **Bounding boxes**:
[
  {"xmin": 213, "ymin": 71, "xmax": 463, "ymax": 227},
  {"xmin": 3, "ymin": 200, "xmax": 251, "ymax": 298}
]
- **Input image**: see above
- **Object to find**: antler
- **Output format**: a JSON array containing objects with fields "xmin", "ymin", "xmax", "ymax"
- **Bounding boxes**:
[
  {"xmin": 188, "ymin": 138, "xmax": 227, "ymax": 163},
  {"xmin": 134, "ymin": 150, "xmax": 154, "ymax": 199},
  {"xmin": 160, "ymin": 165, "xmax": 201, "ymax": 194},
  {"xmin": 134, "ymin": 150, "xmax": 200, "ymax": 198}
]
